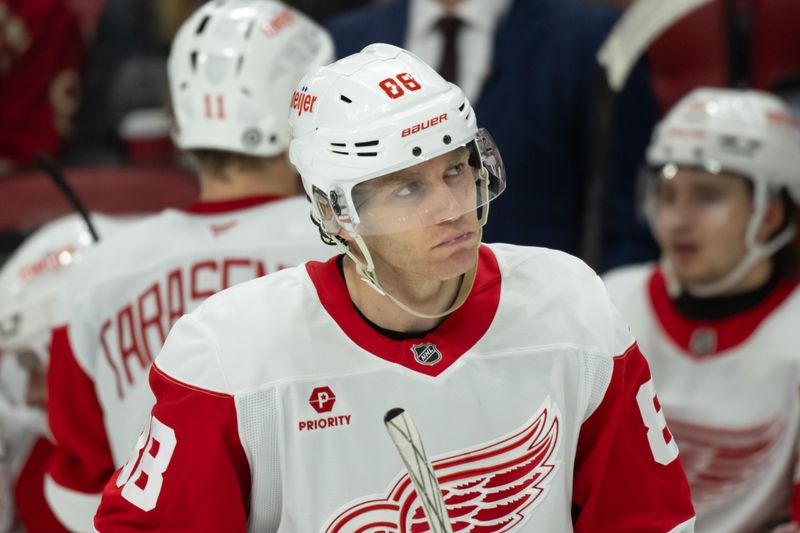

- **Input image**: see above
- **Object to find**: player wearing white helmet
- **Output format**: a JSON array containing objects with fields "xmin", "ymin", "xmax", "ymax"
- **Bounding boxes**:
[
  {"xmin": 168, "ymin": 0, "xmax": 332, "ymax": 179},
  {"xmin": 0, "ymin": 213, "xmax": 125, "ymax": 533},
  {"xmin": 44, "ymin": 2, "xmax": 335, "ymax": 531},
  {"xmin": 604, "ymin": 87, "xmax": 800, "ymax": 532},
  {"xmin": 94, "ymin": 44, "xmax": 694, "ymax": 532}
]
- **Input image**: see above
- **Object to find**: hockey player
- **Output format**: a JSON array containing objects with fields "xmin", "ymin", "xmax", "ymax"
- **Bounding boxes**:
[
  {"xmin": 44, "ymin": 2, "xmax": 335, "ymax": 531},
  {"xmin": 0, "ymin": 213, "xmax": 125, "ymax": 533},
  {"xmin": 604, "ymin": 88, "xmax": 800, "ymax": 532},
  {"xmin": 93, "ymin": 44, "xmax": 695, "ymax": 532}
]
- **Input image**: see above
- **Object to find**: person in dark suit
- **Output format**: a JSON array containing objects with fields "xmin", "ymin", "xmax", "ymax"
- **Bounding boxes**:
[{"xmin": 327, "ymin": 0, "xmax": 659, "ymax": 271}]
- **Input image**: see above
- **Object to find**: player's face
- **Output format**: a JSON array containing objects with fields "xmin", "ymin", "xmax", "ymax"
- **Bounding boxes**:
[
  {"xmin": 352, "ymin": 148, "xmax": 481, "ymax": 282},
  {"xmin": 651, "ymin": 166, "xmax": 753, "ymax": 287}
]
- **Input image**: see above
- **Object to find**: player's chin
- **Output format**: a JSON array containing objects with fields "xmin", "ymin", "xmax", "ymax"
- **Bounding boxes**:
[
  {"xmin": 429, "ymin": 242, "xmax": 480, "ymax": 280},
  {"xmin": 674, "ymin": 264, "xmax": 720, "ymax": 288}
]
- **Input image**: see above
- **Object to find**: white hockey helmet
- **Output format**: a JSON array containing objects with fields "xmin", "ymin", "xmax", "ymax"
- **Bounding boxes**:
[
  {"xmin": 168, "ymin": 0, "xmax": 334, "ymax": 157},
  {"xmin": 645, "ymin": 87, "xmax": 800, "ymax": 295},
  {"xmin": 0, "ymin": 214, "xmax": 124, "ymax": 361},
  {"xmin": 289, "ymin": 43, "xmax": 506, "ymax": 237}
]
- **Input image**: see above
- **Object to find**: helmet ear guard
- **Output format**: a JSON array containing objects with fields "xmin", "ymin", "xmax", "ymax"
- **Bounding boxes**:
[{"xmin": 310, "ymin": 186, "xmax": 342, "ymax": 236}]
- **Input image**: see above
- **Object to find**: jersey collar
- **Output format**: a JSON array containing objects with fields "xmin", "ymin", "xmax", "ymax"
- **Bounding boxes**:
[
  {"xmin": 187, "ymin": 195, "xmax": 285, "ymax": 215},
  {"xmin": 306, "ymin": 245, "xmax": 501, "ymax": 377},
  {"xmin": 648, "ymin": 268, "xmax": 798, "ymax": 357}
]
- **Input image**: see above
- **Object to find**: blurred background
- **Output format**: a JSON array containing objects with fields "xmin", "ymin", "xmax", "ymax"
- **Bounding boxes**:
[
  {"xmin": 2, "ymin": 2, "xmax": 799, "ymax": 530},
  {"xmin": 1, "ymin": 0, "xmax": 799, "ymax": 271}
]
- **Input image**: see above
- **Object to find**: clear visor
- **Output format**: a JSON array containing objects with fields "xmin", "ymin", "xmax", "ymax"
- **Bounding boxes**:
[
  {"xmin": 341, "ymin": 128, "xmax": 506, "ymax": 236},
  {"xmin": 638, "ymin": 161, "xmax": 753, "ymax": 220}
]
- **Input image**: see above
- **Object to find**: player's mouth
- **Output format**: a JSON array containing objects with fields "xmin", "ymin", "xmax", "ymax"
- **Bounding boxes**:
[
  {"xmin": 669, "ymin": 242, "xmax": 700, "ymax": 262},
  {"xmin": 432, "ymin": 230, "xmax": 476, "ymax": 249}
]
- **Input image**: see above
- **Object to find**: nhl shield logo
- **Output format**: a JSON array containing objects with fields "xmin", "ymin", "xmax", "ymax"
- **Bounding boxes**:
[
  {"xmin": 689, "ymin": 327, "xmax": 717, "ymax": 356},
  {"xmin": 411, "ymin": 343, "xmax": 442, "ymax": 366}
]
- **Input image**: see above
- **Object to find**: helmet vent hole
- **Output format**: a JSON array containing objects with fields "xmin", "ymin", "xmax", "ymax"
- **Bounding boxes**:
[
  {"xmin": 244, "ymin": 20, "xmax": 255, "ymax": 39},
  {"xmin": 443, "ymin": 135, "xmax": 451, "ymax": 144},
  {"xmin": 195, "ymin": 16, "xmax": 211, "ymax": 35},
  {"xmin": 240, "ymin": 87, "xmax": 251, "ymax": 96},
  {"xmin": 459, "ymin": 102, "xmax": 466, "ymax": 112},
  {"xmin": 190, "ymin": 51, "xmax": 198, "ymax": 72},
  {"xmin": 330, "ymin": 142, "xmax": 346, "ymax": 147},
  {"xmin": 354, "ymin": 140, "xmax": 378, "ymax": 147},
  {"xmin": 357, "ymin": 152, "xmax": 377, "ymax": 157},
  {"xmin": 180, "ymin": 82, "xmax": 188, "ymax": 90},
  {"xmin": 412, "ymin": 147, "xmax": 422, "ymax": 156},
  {"xmin": 332, "ymin": 150, "xmax": 349, "ymax": 155},
  {"xmin": 270, "ymin": 134, "xmax": 278, "ymax": 143},
  {"xmin": 465, "ymin": 110, "xmax": 471, "ymax": 121},
  {"xmin": 340, "ymin": 95, "xmax": 352, "ymax": 103}
]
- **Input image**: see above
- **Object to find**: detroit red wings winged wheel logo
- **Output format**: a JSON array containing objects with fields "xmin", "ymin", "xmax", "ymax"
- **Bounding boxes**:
[{"xmin": 324, "ymin": 397, "xmax": 561, "ymax": 532}]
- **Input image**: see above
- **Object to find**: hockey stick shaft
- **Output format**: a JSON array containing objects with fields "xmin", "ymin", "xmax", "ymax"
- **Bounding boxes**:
[
  {"xmin": 384, "ymin": 407, "xmax": 453, "ymax": 533},
  {"xmin": 35, "ymin": 154, "xmax": 100, "ymax": 242},
  {"xmin": 597, "ymin": 0, "xmax": 714, "ymax": 91}
]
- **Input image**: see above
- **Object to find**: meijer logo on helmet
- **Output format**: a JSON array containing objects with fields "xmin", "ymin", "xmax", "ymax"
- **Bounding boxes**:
[{"xmin": 291, "ymin": 86, "xmax": 317, "ymax": 117}]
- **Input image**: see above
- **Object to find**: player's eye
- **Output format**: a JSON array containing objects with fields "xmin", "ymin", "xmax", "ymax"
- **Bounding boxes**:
[
  {"xmin": 444, "ymin": 163, "xmax": 465, "ymax": 178},
  {"xmin": 394, "ymin": 181, "xmax": 421, "ymax": 198},
  {"xmin": 654, "ymin": 182, "xmax": 676, "ymax": 204},
  {"xmin": 692, "ymin": 186, "xmax": 723, "ymax": 204}
]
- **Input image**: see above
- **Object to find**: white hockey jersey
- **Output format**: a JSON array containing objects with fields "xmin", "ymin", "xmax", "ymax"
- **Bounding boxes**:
[
  {"xmin": 0, "ymin": 212, "xmax": 129, "ymax": 533},
  {"xmin": 94, "ymin": 244, "xmax": 695, "ymax": 532},
  {"xmin": 604, "ymin": 264, "xmax": 800, "ymax": 533},
  {"xmin": 45, "ymin": 196, "xmax": 335, "ymax": 532}
]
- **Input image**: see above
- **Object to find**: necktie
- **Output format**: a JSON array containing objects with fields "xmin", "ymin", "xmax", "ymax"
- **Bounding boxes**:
[{"xmin": 435, "ymin": 15, "xmax": 463, "ymax": 85}]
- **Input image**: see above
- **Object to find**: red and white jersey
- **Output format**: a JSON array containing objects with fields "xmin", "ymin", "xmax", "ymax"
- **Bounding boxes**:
[
  {"xmin": 94, "ymin": 244, "xmax": 695, "ymax": 532},
  {"xmin": 45, "ymin": 195, "xmax": 335, "ymax": 532},
  {"xmin": 604, "ymin": 264, "xmax": 800, "ymax": 533},
  {"xmin": 0, "ymin": 212, "xmax": 128, "ymax": 533}
]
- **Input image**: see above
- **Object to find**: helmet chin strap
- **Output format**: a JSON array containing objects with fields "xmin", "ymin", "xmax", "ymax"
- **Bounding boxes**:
[
  {"xmin": 665, "ymin": 183, "xmax": 795, "ymax": 298},
  {"xmin": 678, "ymin": 225, "xmax": 794, "ymax": 297},
  {"xmin": 328, "ymin": 234, "xmax": 477, "ymax": 319},
  {"xmin": 349, "ymin": 232, "xmax": 479, "ymax": 320}
]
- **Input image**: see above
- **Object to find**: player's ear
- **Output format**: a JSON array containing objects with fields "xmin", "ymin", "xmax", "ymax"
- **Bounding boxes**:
[{"xmin": 757, "ymin": 194, "xmax": 787, "ymax": 244}]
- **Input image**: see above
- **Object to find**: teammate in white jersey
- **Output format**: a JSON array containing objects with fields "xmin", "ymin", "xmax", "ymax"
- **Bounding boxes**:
[
  {"xmin": 44, "ymin": 3, "xmax": 335, "ymax": 531},
  {"xmin": 0, "ymin": 213, "xmax": 125, "ymax": 533},
  {"xmin": 604, "ymin": 87, "xmax": 800, "ymax": 533},
  {"xmin": 94, "ymin": 44, "xmax": 695, "ymax": 532}
]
